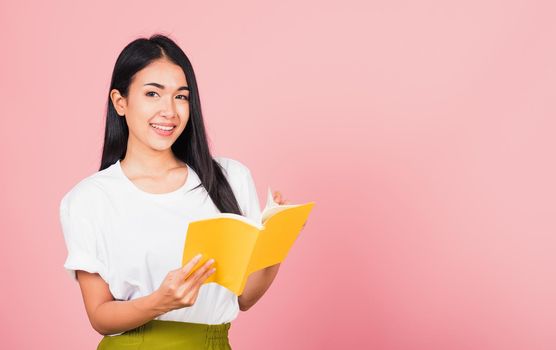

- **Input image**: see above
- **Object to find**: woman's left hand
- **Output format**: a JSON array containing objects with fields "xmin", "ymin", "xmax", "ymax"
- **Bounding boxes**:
[
  {"xmin": 273, "ymin": 190, "xmax": 307, "ymax": 231},
  {"xmin": 272, "ymin": 190, "xmax": 290, "ymax": 205}
]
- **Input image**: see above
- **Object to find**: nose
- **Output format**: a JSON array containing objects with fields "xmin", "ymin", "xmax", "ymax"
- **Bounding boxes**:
[{"xmin": 160, "ymin": 95, "xmax": 177, "ymax": 117}]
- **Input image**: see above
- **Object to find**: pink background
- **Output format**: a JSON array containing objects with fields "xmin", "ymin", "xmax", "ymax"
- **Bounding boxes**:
[{"xmin": 1, "ymin": 0, "xmax": 555, "ymax": 349}]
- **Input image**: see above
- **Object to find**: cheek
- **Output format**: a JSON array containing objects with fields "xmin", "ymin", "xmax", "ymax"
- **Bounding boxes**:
[
  {"xmin": 127, "ymin": 101, "xmax": 156, "ymax": 121},
  {"xmin": 178, "ymin": 103, "xmax": 190, "ymax": 115},
  {"xmin": 137, "ymin": 101, "xmax": 159, "ymax": 116},
  {"xmin": 125, "ymin": 109, "xmax": 155, "ymax": 134}
]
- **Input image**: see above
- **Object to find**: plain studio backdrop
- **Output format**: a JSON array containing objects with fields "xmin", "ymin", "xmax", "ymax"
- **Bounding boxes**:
[{"xmin": 1, "ymin": 0, "xmax": 555, "ymax": 349}]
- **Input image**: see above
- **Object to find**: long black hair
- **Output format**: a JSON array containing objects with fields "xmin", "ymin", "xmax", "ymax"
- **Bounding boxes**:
[{"xmin": 99, "ymin": 33, "xmax": 243, "ymax": 216}]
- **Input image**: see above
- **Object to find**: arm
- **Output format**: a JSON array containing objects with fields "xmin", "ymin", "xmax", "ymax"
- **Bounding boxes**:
[
  {"xmin": 76, "ymin": 255, "xmax": 215, "ymax": 336},
  {"xmin": 238, "ymin": 263, "xmax": 281, "ymax": 311},
  {"xmin": 76, "ymin": 270, "xmax": 167, "ymax": 336},
  {"xmin": 237, "ymin": 190, "xmax": 296, "ymax": 311}
]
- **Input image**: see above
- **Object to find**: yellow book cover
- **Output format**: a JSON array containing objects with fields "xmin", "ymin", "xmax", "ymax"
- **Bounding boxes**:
[{"xmin": 181, "ymin": 187, "xmax": 315, "ymax": 295}]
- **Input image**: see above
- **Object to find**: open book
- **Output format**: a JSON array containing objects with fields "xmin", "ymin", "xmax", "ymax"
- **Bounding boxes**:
[{"xmin": 181, "ymin": 187, "xmax": 315, "ymax": 295}]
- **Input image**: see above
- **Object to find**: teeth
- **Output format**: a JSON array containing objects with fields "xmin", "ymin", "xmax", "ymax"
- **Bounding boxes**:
[{"xmin": 150, "ymin": 124, "xmax": 174, "ymax": 131}]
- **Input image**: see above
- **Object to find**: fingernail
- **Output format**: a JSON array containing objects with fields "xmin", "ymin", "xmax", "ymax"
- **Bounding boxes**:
[
  {"xmin": 195, "ymin": 254, "xmax": 202, "ymax": 260},
  {"xmin": 208, "ymin": 258, "xmax": 215, "ymax": 264}
]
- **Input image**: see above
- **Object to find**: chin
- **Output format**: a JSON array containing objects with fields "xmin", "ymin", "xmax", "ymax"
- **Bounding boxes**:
[
  {"xmin": 153, "ymin": 144, "xmax": 175, "ymax": 152},
  {"xmin": 148, "ymin": 140, "xmax": 175, "ymax": 151}
]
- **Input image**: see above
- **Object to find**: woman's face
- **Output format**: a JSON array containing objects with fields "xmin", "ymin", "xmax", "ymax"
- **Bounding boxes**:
[{"xmin": 110, "ymin": 58, "xmax": 190, "ymax": 153}]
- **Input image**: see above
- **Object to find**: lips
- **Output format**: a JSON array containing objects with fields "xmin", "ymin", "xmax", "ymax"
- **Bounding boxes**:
[
  {"xmin": 149, "ymin": 123, "xmax": 176, "ymax": 131},
  {"xmin": 149, "ymin": 122, "xmax": 176, "ymax": 127}
]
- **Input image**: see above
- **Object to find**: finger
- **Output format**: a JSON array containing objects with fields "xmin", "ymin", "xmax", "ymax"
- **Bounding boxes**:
[
  {"xmin": 186, "ymin": 258, "xmax": 215, "ymax": 285},
  {"xmin": 180, "ymin": 274, "xmax": 209, "ymax": 304},
  {"xmin": 179, "ymin": 254, "xmax": 203, "ymax": 276},
  {"xmin": 179, "ymin": 267, "xmax": 214, "ymax": 298},
  {"xmin": 178, "ymin": 263, "xmax": 215, "ymax": 297},
  {"xmin": 195, "ymin": 263, "xmax": 217, "ymax": 286},
  {"xmin": 190, "ymin": 264, "xmax": 217, "ymax": 293},
  {"xmin": 177, "ymin": 259, "xmax": 213, "ymax": 295}
]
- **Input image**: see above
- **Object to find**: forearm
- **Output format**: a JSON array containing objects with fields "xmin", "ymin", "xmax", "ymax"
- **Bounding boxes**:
[
  {"xmin": 91, "ymin": 292, "xmax": 167, "ymax": 336},
  {"xmin": 238, "ymin": 263, "xmax": 281, "ymax": 311}
]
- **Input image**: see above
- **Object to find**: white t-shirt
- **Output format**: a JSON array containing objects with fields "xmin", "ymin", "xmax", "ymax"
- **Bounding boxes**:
[{"xmin": 59, "ymin": 156, "xmax": 262, "ymax": 336}]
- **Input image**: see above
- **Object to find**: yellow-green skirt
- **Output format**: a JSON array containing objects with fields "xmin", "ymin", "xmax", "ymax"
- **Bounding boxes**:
[{"xmin": 97, "ymin": 320, "xmax": 232, "ymax": 349}]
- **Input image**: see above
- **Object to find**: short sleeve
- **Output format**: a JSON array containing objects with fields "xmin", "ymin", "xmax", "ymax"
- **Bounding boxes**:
[
  {"xmin": 215, "ymin": 156, "xmax": 262, "ymax": 223},
  {"xmin": 59, "ymin": 186, "xmax": 108, "ymax": 283}
]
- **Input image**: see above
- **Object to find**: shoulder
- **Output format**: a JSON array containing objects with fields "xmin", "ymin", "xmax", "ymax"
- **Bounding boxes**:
[
  {"xmin": 213, "ymin": 156, "xmax": 253, "ymax": 178},
  {"xmin": 59, "ymin": 168, "xmax": 114, "ymax": 215},
  {"xmin": 213, "ymin": 156, "xmax": 261, "ymax": 219},
  {"xmin": 213, "ymin": 156, "xmax": 257, "ymax": 199}
]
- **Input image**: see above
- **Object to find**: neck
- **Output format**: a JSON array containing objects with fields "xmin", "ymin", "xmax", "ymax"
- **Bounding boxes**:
[{"xmin": 120, "ymin": 135, "xmax": 185, "ymax": 176}]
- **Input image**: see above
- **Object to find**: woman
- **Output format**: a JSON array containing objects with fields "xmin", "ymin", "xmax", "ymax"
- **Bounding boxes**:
[{"xmin": 59, "ymin": 33, "xmax": 289, "ymax": 349}]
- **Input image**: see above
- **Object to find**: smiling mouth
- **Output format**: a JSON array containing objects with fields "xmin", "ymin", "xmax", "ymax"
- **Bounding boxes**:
[{"xmin": 149, "ymin": 123, "xmax": 176, "ymax": 131}]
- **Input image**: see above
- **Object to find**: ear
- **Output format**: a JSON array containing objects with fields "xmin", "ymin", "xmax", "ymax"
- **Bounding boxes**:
[{"xmin": 110, "ymin": 89, "xmax": 127, "ymax": 117}]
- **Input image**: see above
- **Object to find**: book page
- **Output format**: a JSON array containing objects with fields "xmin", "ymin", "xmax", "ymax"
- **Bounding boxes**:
[{"xmin": 261, "ymin": 187, "xmax": 304, "ymax": 223}]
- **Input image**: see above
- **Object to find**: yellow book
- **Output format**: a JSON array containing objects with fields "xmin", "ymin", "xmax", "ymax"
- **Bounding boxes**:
[{"xmin": 181, "ymin": 187, "xmax": 315, "ymax": 296}]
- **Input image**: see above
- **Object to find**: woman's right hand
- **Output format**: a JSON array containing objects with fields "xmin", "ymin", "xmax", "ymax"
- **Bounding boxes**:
[{"xmin": 152, "ymin": 254, "xmax": 216, "ymax": 313}]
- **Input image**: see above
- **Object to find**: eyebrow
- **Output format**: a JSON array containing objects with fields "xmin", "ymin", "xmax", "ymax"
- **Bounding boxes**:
[{"xmin": 143, "ymin": 82, "xmax": 189, "ymax": 91}]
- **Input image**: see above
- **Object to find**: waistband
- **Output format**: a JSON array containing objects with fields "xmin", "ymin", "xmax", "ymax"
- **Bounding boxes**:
[
  {"xmin": 98, "ymin": 320, "xmax": 231, "ymax": 349},
  {"xmin": 137, "ymin": 319, "xmax": 231, "ymax": 338}
]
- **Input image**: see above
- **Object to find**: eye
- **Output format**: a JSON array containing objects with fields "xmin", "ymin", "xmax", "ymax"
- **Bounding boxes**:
[
  {"xmin": 146, "ymin": 91, "xmax": 159, "ymax": 97},
  {"xmin": 176, "ymin": 94, "xmax": 189, "ymax": 101}
]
